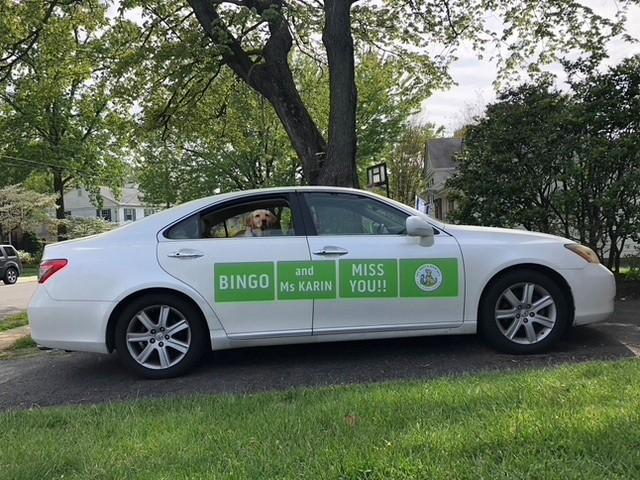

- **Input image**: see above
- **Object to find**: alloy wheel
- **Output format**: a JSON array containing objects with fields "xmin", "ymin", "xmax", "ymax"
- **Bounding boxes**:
[
  {"xmin": 125, "ymin": 305, "xmax": 191, "ymax": 370},
  {"xmin": 494, "ymin": 282, "xmax": 557, "ymax": 345},
  {"xmin": 6, "ymin": 268, "xmax": 17, "ymax": 283}
]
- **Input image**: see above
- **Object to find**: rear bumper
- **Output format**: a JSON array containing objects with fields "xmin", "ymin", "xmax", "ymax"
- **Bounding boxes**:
[
  {"xmin": 560, "ymin": 264, "xmax": 616, "ymax": 326},
  {"xmin": 28, "ymin": 285, "xmax": 113, "ymax": 353}
]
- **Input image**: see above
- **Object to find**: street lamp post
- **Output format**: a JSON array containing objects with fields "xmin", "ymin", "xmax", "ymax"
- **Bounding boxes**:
[{"xmin": 366, "ymin": 162, "xmax": 389, "ymax": 197}]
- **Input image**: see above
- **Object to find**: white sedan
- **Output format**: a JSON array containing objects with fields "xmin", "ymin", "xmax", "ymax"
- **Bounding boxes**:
[{"xmin": 29, "ymin": 187, "xmax": 615, "ymax": 378}]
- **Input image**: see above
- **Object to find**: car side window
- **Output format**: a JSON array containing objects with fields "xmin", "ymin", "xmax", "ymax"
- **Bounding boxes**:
[
  {"xmin": 0, "ymin": 247, "xmax": 5, "ymax": 258},
  {"xmin": 305, "ymin": 193, "xmax": 408, "ymax": 236},
  {"xmin": 4, "ymin": 246, "xmax": 17, "ymax": 257},
  {"xmin": 165, "ymin": 197, "xmax": 296, "ymax": 239}
]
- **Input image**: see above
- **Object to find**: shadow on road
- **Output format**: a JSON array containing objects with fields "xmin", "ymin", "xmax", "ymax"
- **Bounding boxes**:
[{"xmin": 1, "ymin": 301, "xmax": 638, "ymax": 411}]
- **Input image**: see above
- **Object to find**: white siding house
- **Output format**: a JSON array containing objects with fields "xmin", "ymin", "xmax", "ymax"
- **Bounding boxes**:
[
  {"xmin": 425, "ymin": 138, "xmax": 463, "ymax": 221},
  {"xmin": 63, "ymin": 185, "xmax": 158, "ymax": 225}
]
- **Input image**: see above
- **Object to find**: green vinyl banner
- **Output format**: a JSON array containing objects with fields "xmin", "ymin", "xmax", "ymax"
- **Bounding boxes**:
[
  {"xmin": 214, "ymin": 262, "xmax": 275, "ymax": 302},
  {"xmin": 277, "ymin": 261, "xmax": 336, "ymax": 300},
  {"xmin": 214, "ymin": 258, "xmax": 458, "ymax": 302},
  {"xmin": 338, "ymin": 259, "xmax": 398, "ymax": 298}
]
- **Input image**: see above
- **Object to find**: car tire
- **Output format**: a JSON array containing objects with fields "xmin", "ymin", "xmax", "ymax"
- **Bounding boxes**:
[
  {"xmin": 114, "ymin": 293, "xmax": 208, "ymax": 379},
  {"xmin": 3, "ymin": 267, "xmax": 18, "ymax": 285},
  {"xmin": 479, "ymin": 269, "xmax": 570, "ymax": 354}
]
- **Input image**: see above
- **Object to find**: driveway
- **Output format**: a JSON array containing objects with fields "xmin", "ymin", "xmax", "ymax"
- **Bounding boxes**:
[
  {"xmin": 0, "ymin": 299, "xmax": 638, "ymax": 411},
  {"xmin": 0, "ymin": 281, "xmax": 37, "ymax": 320}
]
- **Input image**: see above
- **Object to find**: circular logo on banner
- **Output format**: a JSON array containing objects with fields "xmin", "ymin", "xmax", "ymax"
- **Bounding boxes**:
[{"xmin": 415, "ymin": 264, "xmax": 443, "ymax": 292}]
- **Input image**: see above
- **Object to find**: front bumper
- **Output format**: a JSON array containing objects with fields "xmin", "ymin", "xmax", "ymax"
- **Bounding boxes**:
[
  {"xmin": 560, "ymin": 264, "xmax": 616, "ymax": 326},
  {"xmin": 28, "ymin": 285, "xmax": 113, "ymax": 353}
]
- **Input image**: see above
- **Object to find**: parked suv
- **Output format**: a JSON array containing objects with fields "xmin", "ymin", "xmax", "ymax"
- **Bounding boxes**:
[{"xmin": 0, "ymin": 245, "xmax": 22, "ymax": 285}]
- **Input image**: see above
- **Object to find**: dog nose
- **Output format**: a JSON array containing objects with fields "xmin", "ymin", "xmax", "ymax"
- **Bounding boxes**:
[{"xmin": 261, "ymin": 220, "xmax": 267, "ymax": 227}]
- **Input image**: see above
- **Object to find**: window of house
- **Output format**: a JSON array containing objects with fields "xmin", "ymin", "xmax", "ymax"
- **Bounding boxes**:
[
  {"xmin": 124, "ymin": 208, "xmax": 136, "ymax": 222},
  {"xmin": 144, "ymin": 208, "xmax": 156, "ymax": 217},
  {"xmin": 434, "ymin": 199, "xmax": 442, "ymax": 220},
  {"xmin": 305, "ymin": 193, "xmax": 408, "ymax": 236},
  {"xmin": 165, "ymin": 197, "xmax": 296, "ymax": 240},
  {"xmin": 97, "ymin": 208, "xmax": 112, "ymax": 222}
]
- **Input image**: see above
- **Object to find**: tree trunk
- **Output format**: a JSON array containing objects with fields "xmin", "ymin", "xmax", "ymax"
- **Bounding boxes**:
[
  {"xmin": 53, "ymin": 170, "xmax": 67, "ymax": 241},
  {"xmin": 188, "ymin": 0, "xmax": 327, "ymax": 185},
  {"xmin": 252, "ymin": 70, "xmax": 327, "ymax": 185},
  {"xmin": 321, "ymin": 0, "xmax": 359, "ymax": 187}
]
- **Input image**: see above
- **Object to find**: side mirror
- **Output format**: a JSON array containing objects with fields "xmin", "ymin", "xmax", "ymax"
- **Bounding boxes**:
[{"xmin": 406, "ymin": 216, "xmax": 434, "ymax": 246}]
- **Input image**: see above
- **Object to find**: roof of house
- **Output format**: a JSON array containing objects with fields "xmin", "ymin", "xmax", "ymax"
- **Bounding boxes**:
[
  {"xmin": 99, "ymin": 186, "xmax": 143, "ymax": 206},
  {"xmin": 427, "ymin": 138, "xmax": 463, "ymax": 169}
]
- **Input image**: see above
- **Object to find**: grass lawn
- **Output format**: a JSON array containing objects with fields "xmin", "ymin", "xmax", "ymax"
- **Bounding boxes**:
[
  {"xmin": 1, "ymin": 360, "xmax": 639, "ymax": 479},
  {"xmin": 0, "ymin": 312, "xmax": 28, "ymax": 332}
]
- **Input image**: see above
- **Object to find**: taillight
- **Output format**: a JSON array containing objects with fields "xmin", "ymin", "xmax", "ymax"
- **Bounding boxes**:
[{"xmin": 38, "ymin": 259, "xmax": 68, "ymax": 283}]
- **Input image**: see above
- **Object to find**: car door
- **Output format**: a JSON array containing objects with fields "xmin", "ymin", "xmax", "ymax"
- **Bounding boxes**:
[
  {"xmin": 301, "ymin": 191, "xmax": 464, "ymax": 334},
  {"xmin": 157, "ymin": 193, "xmax": 313, "ymax": 338}
]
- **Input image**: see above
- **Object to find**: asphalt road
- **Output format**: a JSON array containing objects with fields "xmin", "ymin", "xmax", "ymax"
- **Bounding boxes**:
[
  {"xmin": 0, "ymin": 300, "xmax": 638, "ymax": 411},
  {"xmin": 0, "ymin": 281, "xmax": 37, "ymax": 320}
]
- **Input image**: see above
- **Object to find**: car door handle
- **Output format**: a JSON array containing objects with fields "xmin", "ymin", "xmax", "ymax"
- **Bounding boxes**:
[
  {"xmin": 313, "ymin": 246, "xmax": 349, "ymax": 256},
  {"xmin": 167, "ymin": 249, "xmax": 204, "ymax": 259}
]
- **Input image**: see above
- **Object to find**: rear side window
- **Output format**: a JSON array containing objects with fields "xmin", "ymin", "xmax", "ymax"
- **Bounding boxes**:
[
  {"xmin": 164, "ymin": 197, "xmax": 297, "ymax": 240},
  {"xmin": 4, "ymin": 246, "xmax": 17, "ymax": 257}
]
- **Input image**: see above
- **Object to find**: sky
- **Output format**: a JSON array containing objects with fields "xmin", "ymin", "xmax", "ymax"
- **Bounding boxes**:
[{"xmin": 419, "ymin": 1, "xmax": 640, "ymax": 135}]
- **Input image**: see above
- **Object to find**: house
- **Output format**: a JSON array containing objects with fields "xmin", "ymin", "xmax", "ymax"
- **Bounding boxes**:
[
  {"xmin": 63, "ymin": 184, "xmax": 158, "ymax": 224},
  {"xmin": 425, "ymin": 137, "xmax": 463, "ymax": 221}
]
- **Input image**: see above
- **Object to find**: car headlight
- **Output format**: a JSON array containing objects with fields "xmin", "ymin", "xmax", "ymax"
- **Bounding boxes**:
[{"xmin": 564, "ymin": 244, "xmax": 600, "ymax": 264}]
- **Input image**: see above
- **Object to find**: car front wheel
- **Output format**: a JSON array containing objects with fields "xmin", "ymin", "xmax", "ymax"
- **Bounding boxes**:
[
  {"xmin": 479, "ymin": 269, "xmax": 570, "ymax": 354},
  {"xmin": 3, "ymin": 267, "xmax": 18, "ymax": 285},
  {"xmin": 114, "ymin": 294, "xmax": 208, "ymax": 379}
]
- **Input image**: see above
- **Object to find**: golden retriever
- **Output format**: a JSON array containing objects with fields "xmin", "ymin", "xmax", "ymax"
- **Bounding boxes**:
[{"xmin": 245, "ymin": 209, "xmax": 277, "ymax": 237}]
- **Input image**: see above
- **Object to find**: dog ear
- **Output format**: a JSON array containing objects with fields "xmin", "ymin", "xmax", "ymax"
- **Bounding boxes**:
[{"xmin": 245, "ymin": 213, "xmax": 253, "ymax": 229}]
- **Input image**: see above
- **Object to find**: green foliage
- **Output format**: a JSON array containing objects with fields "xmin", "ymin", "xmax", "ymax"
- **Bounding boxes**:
[
  {"xmin": 619, "ymin": 269, "xmax": 640, "ymax": 281},
  {"xmin": 448, "ymin": 82, "xmax": 574, "ymax": 232},
  {"xmin": 120, "ymin": 0, "xmax": 637, "ymax": 187},
  {"xmin": 135, "ymin": 70, "xmax": 301, "ymax": 203},
  {"xmin": 0, "ymin": 0, "xmax": 139, "ymax": 207},
  {"xmin": 384, "ymin": 124, "xmax": 443, "ymax": 206},
  {"xmin": 569, "ymin": 56, "xmax": 640, "ymax": 269},
  {"xmin": 449, "ymin": 56, "xmax": 640, "ymax": 271},
  {"xmin": 135, "ymin": 51, "xmax": 433, "ymax": 203},
  {"xmin": 17, "ymin": 250, "xmax": 38, "ymax": 266},
  {"xmin": 0, "ymin": 184, "xmax": 57, "ymax": 242},
  {"xmin": 356, "ymin": 53, "xmax": 431, "ymax": 166}
]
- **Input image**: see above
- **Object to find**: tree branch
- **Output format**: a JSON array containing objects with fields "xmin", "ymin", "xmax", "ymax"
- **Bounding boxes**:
[{"xmin": 0, "ymin": 0, "xmax": 60, "ymax": 83}]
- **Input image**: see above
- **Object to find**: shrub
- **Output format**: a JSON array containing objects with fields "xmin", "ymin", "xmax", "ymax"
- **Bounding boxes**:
[{"xmin": 17, "ymin": 250, "xmax": 38, "ymax": 266}]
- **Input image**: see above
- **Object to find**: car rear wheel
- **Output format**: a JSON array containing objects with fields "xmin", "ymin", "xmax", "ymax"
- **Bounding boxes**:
[
  {"xmin": 479, "ymin": 269, "xmax": 570, "ymax": 354},
  {"xmin": 3, "ymin": 267, "xmax": 18, "ymax": 285},
  {"xmin": 114, "ymin": 294, "xmax": 208, "ymax": 379}
]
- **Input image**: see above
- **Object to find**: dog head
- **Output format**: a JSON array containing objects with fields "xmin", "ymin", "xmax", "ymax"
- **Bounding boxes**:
[{"xmin": 246, "ymin": 209, "xmax": 277, "ymax": 236}]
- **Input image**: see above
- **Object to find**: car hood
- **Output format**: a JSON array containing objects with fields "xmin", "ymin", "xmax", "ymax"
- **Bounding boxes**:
[{"xmin": 442, "ymin": 224, "xmax": 571, "ymax": 244}]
